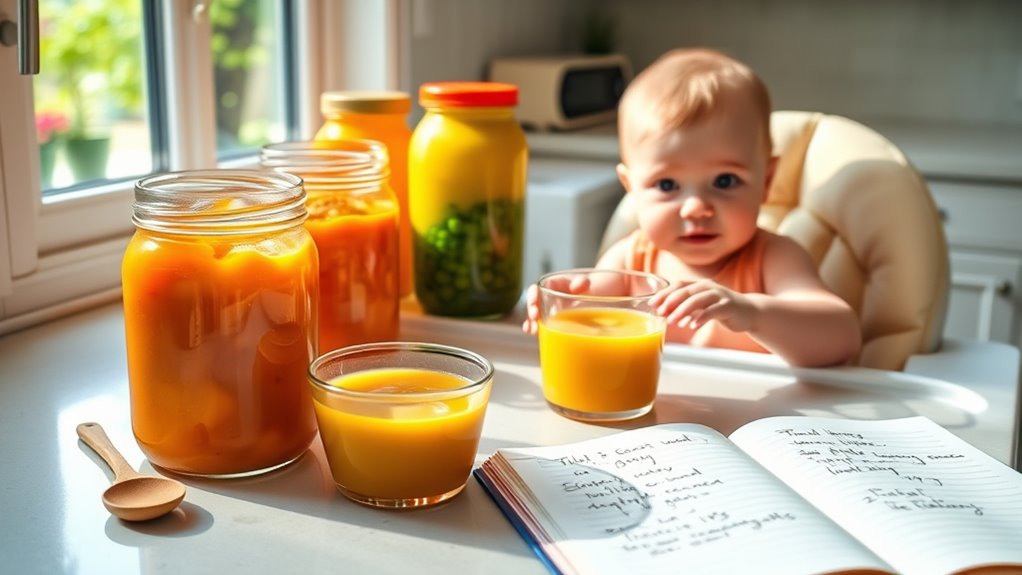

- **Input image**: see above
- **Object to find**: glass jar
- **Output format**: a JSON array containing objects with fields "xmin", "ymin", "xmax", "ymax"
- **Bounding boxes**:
[
  {"xmin": 261, "ymin": 140, "xmax": 399, "ymax": 353},
  {"xmin": 122, "ymin": 170, "xmax": 319, "ymax": 477},
  {"xmin": 409, "ymin": 82, "xmax": 528, "ymax": 318},
  {"xmin": 315, "ymin": 91, "xmax": 414, "ymax": 298}
]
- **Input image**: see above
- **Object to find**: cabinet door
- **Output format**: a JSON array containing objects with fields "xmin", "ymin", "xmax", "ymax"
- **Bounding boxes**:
[{"xmin": 945, "ymin": 251, "xmax": 1022, "ymax": 343}]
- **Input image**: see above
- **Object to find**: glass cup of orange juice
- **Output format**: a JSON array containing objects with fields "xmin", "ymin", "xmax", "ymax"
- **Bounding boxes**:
[
  {"xmin": 537, "ymin": 268, "xmax": 669, "ymax": 422},
  {"xmin": 308, "ymin": 342, "xmax": 493, "ymax": 509}
]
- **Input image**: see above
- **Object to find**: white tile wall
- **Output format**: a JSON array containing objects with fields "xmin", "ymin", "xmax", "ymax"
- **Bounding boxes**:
[
  {"xmin": 604, "ymin": 0, "xmax": 1022, "ymax": 127},
  {"xmin": 401, "ymin": 0, "xmax": 590, "ymax": 122},
  {"xmin": 402, "ymin": 0, "xmax": 1021, "ymax": 126}
]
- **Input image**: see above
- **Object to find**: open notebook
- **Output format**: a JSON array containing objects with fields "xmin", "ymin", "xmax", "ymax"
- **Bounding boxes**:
[{"xmin": 475, "ymin": 416, "xmax": 1022, "ymax": 575}]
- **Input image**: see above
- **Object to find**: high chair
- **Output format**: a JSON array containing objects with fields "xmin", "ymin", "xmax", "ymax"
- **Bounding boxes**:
[{"xmin": 599, "ymin": 111, "xmax": 951, "ymax": 371}]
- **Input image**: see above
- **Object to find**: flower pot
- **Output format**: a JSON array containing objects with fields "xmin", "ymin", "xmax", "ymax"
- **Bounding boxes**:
[
  {"xmin": 65, "ymin": 136, "xmax": 111, "ymax": 182},
  {"xmin": 38, "ymin": 140, "xmax": 60, "ymax": 189}
]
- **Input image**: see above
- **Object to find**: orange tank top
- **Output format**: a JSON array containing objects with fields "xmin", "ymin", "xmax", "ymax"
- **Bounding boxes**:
[{"xmin": 627, "ymin": 229, "xmax": 770, "ymax": 354}]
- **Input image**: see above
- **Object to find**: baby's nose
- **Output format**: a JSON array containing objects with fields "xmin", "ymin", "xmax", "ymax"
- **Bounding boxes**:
[{"xmin": 678, "ymin": 194, "xmax": 713, "ymax": 219}]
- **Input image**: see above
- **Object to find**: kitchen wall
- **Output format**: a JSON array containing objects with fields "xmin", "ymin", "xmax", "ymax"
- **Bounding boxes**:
[
  {"xmin": 401, "ymin": 0, "xmax": 592, "ymax": 121},
  {"xmin": 606, "ymin": 0, "xmax": 1022, "ymax": 127},
  {"xmin": 403, "ymin": 0, "xmax": 1022, "ymax": 128}
]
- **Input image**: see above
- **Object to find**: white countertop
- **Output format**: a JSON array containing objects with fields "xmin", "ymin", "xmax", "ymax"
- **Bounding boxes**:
[
  {"xmin": 0, "ymin": 302, "xmax": 1019, "ymax": 574},
  {"xmin": 527, "ymin": 118, "xmax": 1022, "ymax": 184}
]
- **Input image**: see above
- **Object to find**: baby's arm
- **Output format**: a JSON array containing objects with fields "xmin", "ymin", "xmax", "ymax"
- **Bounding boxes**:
[
  {"xmin": 650, "ymin": 236, "xmax": 860, "ymax": 366},
  {"xmin": 521, "ymin": 240, "xmax": 631, "ymax": 334},
  {"xmin": 742, "ymin": 236, "xmax": 860, "ymax": 366}
]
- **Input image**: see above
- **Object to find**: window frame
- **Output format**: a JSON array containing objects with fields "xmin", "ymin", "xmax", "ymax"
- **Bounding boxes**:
[{"xmin": 0, "ymin": 0, "xmax": 400, "ymax": 334}]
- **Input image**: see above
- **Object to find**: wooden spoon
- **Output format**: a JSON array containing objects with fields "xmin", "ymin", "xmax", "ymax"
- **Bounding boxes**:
[{"xmin": 76, "ymin": 422, "xmax": 187, "ymax": 522}]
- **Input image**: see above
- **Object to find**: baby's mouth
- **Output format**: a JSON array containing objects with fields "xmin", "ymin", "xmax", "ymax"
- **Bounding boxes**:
[{"xmin": 680, "ymin": 232, "xmax": 718, "ymax": 244}]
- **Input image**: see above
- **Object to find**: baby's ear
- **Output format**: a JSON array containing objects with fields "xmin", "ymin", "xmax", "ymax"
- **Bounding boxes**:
[{"xmin": 616, "ymin": 163, "xmax": 632, "ymax": 193}]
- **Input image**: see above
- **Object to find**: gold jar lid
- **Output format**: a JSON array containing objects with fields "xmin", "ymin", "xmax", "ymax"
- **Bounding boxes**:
[{"xmin": 320, "ymin": 90, "xmax": 411, "ymax": 115}]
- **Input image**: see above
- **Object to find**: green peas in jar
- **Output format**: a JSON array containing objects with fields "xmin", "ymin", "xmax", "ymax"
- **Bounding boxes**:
[
  {"xmin": 409, "ymin": 82, "xmax": 528, "ymax": 318},
  {"xmin": 414, "ymin": 199, "xmax": 524, "ymax": 317}
]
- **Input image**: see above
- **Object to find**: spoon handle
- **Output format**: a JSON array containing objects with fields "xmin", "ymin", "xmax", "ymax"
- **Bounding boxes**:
[{"xmin": 77, "ymin": 422, "xmax": 142, "ymax": 483}]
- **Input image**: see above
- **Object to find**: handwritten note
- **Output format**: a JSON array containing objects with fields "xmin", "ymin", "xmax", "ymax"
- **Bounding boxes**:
[
  {"xmin": 730, "ymin": 416, "xmax": 1022, "ymax": 575},
  {"xmin": 490, "ymin": 424, "xmax": 890, "ymax": 575}
]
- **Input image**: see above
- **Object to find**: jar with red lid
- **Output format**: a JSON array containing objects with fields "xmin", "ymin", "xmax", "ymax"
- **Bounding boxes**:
[{"xmin": 408, "ymin": 82, "xmax": 527, "ymax": 318}]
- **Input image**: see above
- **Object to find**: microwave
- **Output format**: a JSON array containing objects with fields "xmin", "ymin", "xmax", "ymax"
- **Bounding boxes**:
[{"xmin": 489, "ymin": 54, "xmax": 632, "ymax": 132}]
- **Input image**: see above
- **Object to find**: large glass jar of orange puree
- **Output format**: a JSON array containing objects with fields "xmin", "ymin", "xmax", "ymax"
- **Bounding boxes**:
[
  {"xmin": 409, "ymin": 82, "xmax": 527, "ymax": 318},
  {"xmin": 261, "ymin": 140, "xmax": 399, "ymax": 353},
  {"xmin": 315, "ymin": 91, "xmax": 413, "ymax": 298},
  {"xmin": 122, "ymin": 170, "xmax": 319, "ymax": 477}
]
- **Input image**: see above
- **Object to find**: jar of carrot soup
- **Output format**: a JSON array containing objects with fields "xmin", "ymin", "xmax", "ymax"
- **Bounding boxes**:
[
  {"xmin": 409, "ymin": 82, "xmax": 528, "ymax": 318},
  {"xmin": 261, "ymin": 140, "xmax": 399, "ymax": 353},
  {"xmin": 315, "ymin": 91, "xmax": 413, "ymax": 298},
  {"xmin": 122, "ymin": 170, "xmax": 319, "ymax": 478}
]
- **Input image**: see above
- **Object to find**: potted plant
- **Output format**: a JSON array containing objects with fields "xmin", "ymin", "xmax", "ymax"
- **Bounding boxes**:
[
  {"xmin": 38, "ymin": 0, "xmax": 142, "ymax": 182},
  {"xmin": 35, "ymin": 110, "xmax": 69, "ymax": 188}
]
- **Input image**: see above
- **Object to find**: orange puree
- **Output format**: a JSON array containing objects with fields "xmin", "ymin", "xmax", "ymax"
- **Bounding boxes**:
[
  {"xmin": 538, "ymin": 307, "xmax": 664, "ymax": 414},
  {"xmin": 313, "ymin": 368, "xmax": 488, "ymax": 501},
  {"xmin": 305, "ymin": 191, "xmax": 399, "ymax": 353},
  {"xmin": 122, "ymin": 228, "xmax": 319, "ymax": 476}
]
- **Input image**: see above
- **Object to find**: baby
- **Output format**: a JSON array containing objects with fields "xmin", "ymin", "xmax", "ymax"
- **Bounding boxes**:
[{"xmin": 524, "ymin": 48, "xmax": 860, "ymax": 367}]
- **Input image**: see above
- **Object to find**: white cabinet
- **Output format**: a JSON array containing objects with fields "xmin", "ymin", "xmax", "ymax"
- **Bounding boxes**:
[
  {"xmin": 522, "ymin": 158, "xmax": 623, "ymax": 286},
  {"xmin": 946, "ymin": 251, "xmax": 1022, "ymax": 342},
  {"xmin": 928, "ymin": 179, "xmax": 1022, "ymax": 347}
]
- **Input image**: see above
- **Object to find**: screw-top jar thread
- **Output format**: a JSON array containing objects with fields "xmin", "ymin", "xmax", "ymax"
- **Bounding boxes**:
[
  {"xmin": 133, "ymin": 169, "xmax": 307, "ymax": 235},
  {"xmin": 260, "ymin": 140, "xmax": 390, "ymax": 191}
]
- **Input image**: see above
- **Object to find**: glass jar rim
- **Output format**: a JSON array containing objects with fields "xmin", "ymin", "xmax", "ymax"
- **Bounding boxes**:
[
  {"xmin": 260, "ymin": 140, "xmax": 390, "ymax": 188},
  {"xmin": 308, "ymin": 341, "xmax": 494, "ymax": 402},
  {"xmin": 132, "ymin": 169, "xmax": 307, "ymax": 235},
  {"xmin": 538, "ymin": 267, "xmax": 670, "ymax": 301}
]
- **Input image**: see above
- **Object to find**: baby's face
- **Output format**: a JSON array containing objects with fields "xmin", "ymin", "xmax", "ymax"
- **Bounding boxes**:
[{"xmin": 620, "ymin": 100, "xmax": 772, "ymax": 271}]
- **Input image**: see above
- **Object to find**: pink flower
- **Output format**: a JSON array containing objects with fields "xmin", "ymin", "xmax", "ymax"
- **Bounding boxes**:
[{"xmin": 36, "ymin": 111, "xmax": 69, "ymax": 144}]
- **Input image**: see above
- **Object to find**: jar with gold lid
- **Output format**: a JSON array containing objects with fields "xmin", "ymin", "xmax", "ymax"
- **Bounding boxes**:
[
  {"xmin": 315, "ymin": 91, "xmax": 413, "ymax": 297},
  {"xmin": 121, "ymin": 170, "xmax": 319, "ymax": 477}
]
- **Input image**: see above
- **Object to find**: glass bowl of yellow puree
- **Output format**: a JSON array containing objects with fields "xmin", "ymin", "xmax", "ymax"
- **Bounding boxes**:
[{"xmin": 308, "ymin": 342, "xmax": 493, "ymax": 508}]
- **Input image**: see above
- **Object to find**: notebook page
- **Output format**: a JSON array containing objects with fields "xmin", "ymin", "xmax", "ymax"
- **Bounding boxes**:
[
  {"xmin": 491, "ymin": 423, "xmax": 892, "ymax": 575},
  {"xmin": 730, "ymin": 416, "xmax": 1022, "ymax": 575}
]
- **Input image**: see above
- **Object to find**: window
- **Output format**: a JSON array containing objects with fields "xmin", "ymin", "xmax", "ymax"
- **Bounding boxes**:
[
  {"xmin": 0, "ymin": 0, "xmax": 398, "ymax": 334},
  {"xmin": 210, "ymin": 0, "xmax": 291, "ymax": 157},
  {"xmin": 35, "ymin": 0, "xmax": 153, "ymax": 193}
]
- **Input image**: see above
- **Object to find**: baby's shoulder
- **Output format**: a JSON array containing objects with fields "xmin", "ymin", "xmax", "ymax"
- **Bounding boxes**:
[
  {"xmin": 758, "ymin": 229, "xmax": 809, "ymax": 257},
  {"xmin": 757, "ymin": 229, "xmax": 818, "ymax": 274},
  {"xmin": 595, "ymin": 234, "xmax": 634, "ymax": 269}
]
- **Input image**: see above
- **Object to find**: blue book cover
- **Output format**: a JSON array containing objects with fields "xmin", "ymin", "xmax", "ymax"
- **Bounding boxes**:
[{"xmin": 473, "ymin": 467, "xmax": 563, "ymax": 575}]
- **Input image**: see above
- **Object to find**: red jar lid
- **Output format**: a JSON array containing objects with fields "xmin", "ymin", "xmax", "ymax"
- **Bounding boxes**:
[{"xmin": 419, "ymin": 82, "xmax": 518, "ymax": 108}]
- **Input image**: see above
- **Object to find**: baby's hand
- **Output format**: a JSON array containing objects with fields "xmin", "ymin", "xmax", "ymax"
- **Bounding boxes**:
[
  {"xmin": 649, "ymin": 280, "xmax": 757, "ymax": 332},
  {"xmin": 521, "ymin": 275, "xmax": 591, "ymax": 335}
]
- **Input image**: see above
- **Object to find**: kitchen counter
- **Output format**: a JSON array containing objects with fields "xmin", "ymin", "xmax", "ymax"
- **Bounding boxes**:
[
  {"xmin": 0, "ymin": 301, "xmax": 1019, "ymax": 574},
  {"xmin": 527, "ymin": 117, "xmax": 1022, "ymax": 184}
]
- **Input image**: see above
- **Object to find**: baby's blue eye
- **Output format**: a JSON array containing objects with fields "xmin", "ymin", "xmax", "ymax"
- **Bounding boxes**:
[
  {"xmin": 655, "ymin": 179, "xmax": 678, "ymax": 192},
  {"xmin": 713, "ymin": 173, "xmax": 741, "ymax": 189}
]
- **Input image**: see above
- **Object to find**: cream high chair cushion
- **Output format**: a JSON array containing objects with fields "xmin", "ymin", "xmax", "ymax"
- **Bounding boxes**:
[{"xmin": 599, "ymin": 111, "xmax": 949, "ymax": 371}]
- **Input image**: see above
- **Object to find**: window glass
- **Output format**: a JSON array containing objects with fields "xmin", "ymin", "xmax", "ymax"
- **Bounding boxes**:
[
  {"xmin": 33, "ymin": 0, "xmax": 153, "ymax": 193},
  {"xmin": 211, "ymin": 0, "xmax": 288, "ymax": 157}
]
